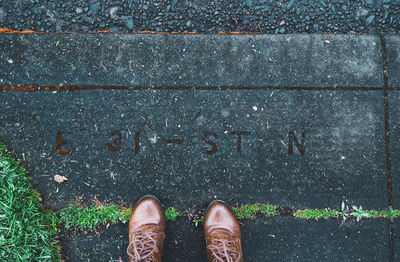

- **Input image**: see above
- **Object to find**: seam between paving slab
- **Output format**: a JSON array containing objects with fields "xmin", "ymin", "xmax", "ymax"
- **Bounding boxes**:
[
  {"xmin": 380, "ymin": 34, "xmax": 394, "ymax": 262},
  {"xmin": 2, "ymin": 86, "xmax": 400, "ymax": 92}
]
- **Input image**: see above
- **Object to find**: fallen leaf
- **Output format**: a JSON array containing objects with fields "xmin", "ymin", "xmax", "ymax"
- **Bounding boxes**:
[{"xmin": 54, "ymin": 174, "xmax": 68, "ymax": 184}]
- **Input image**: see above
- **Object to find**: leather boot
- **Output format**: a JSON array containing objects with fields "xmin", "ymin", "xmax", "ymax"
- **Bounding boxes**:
[
  {"xmin": 204, "ymin": 200, "xmax": 243, "ymax": 262},
  {"xmin": 127, "ymin": 195, "xmax": 166, "ymax": 262}
]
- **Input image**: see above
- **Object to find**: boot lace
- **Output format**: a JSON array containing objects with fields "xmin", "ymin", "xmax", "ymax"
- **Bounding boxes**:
[
  {"xmin": 208, "ymin": 238, "xmax": 241, "ymax": 262},
  {"xmin": 127, "ymin": 232, "xmax": 158, "ymax": 262}
]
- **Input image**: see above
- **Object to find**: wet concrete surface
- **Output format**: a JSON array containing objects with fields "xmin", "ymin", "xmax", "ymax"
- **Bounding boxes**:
[
  {"xmin": 0, "ymin": 34, "xmax": 397, "ymax": 261},
  {"xmin": 0, "ymin": 34, "xmax": 384, "ymax": 88},
  {"xmin": 0, "ymin": 90, "xmax": 388, "ymax": 211},
  {"xmin": 60, "ymin": 217, "xmax": 390, "ymax": 261}
]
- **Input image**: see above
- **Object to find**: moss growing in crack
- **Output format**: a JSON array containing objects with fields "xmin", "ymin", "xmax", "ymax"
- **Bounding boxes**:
[
  {"xmin": 232, "ymin": 203, "xmax": 277, "ymax": 220},
  {"xmin": 233, "ymin": 204, "xmax": 259, "ymax": 219},
  {"xmin": 379, "ymin": 207, "xmax": 400, "ymax": 219},
  {"xmin": 165, "ymin": 207, "xmax": 184, "ymax": 221},
  {"xmin": 294, "ymin": 208, "xmax": 339, "ymax": 220},
  {"xmin": 57, "ymin": 204, "xmax": 129, "ymax": 232},
  {"xmin": 365, "ymin": 210, "xmax": 379, "ymax": 218},
  {"xmin": 120, "ymin": 208, "xmax": 134, "ymax": 220},
  {"xmin": 259, "ymin": 204, "xmax": 278, "ymax": 217}
]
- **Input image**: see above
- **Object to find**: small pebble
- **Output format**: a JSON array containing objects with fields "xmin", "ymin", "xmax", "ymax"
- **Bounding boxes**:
[
  {"xmin": 365, "ymin": 15, "xmax": 375, "ymax": 26},
  {"xmin": 245, "ymin": 0, "xmax": 252, "ymax": 8},
  {"xmin": 286, "ymin": 0, "xmax": 295, "ymax": 10}
]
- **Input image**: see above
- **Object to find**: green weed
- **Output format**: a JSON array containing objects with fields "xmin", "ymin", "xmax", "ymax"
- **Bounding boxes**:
[
  {"xmin": 350, "ymin": 205, "xmax": 370, "ymax": 222},
  {"xmin": 164, "ymin": 207, "xmax": 184, "ymax": 221}
]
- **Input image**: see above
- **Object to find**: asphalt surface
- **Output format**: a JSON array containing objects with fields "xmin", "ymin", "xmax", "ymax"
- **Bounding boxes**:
[{"xmin": 0, "ymin": 0, "xmax": 400, "ymax": 34}]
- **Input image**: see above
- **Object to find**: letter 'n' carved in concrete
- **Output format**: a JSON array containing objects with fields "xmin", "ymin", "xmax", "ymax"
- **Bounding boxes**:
[{"xmin": 288, "ymin": 130, "xmax": 306, "ymax": 155}]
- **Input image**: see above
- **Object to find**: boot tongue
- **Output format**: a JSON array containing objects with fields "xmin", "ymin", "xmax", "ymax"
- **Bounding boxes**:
[
  {"xmin": 127, "ymin": 231, "xmax": 158, "ymax": 262},
  {"xmin": 208, "ymin": 236, "xmax": 241, "ymax": 262}
]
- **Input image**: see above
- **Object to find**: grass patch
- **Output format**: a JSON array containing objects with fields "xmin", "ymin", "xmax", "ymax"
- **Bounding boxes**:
[{"xmin": 0, "ymin": 142, "xmax": 59, "ymax": 261}]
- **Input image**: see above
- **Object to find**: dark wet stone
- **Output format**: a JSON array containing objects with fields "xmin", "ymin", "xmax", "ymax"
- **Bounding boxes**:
[
  {"xmin": 357, "ymin": 8, "xmax": 369, "ymax": 17},
  {"xmin": 287, "ymin": 0, "xmax": 295, "ymax": 10},
  {"xmin": 59, "ymin": 217, "xmax": 389, "ymax": 261},
  {"xmin": 122, "ymin": 15, "xmax": 134, "ymax": 30},
  {"xmin": 128, "ymin": 0, "xmax": 134, "ymax": 9},
  {"xmin": 0, "ymin": 7, "xmax": 6, "ymax": 23},
  {"xmin": 365, "ymin": 0, "xmax": 375, "ymax": 6},
  {"xmin": 89, "ymin": 2, "xmax": 100, "ymax": 15},
  {"xmin": 245, "ymin": 0, "xmax": 253, "ymax": 8},
  {"xmin": 365, "ymin": 14, "xmax": 376, "ymax": 25}
]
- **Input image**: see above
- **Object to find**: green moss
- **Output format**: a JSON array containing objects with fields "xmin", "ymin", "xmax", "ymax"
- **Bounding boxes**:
[
  {"xmin": 379, "ymin": 207, "xmax": 400, "ymax": 219},
  {"xmin": 259, "ymin": 204, "xmax": 278, "ymax": 217},
  {"xmin": 56, "ymin": 205, "xmax": 185, "ymax": 232},
  {"xmin": 232, "ymin": 204, "xmax": 260, "ymax": 219},
  {"xmin": 232, "ymin": 203, "xmax": 277, "ymax": 220},
  {"xmin": 294, "ymin": 208, "xmax": 339, "ymax": 220},
  {"xmin": 56, "ymin": 204, "xmax": 129, "ymax": 232},
  {"xmin": 120, "ymin": 208, "xmax": 134, "ymax": 220},
  {"xmin": 366, "ymin": 210, "xmax": 379, "ymax": 218}
]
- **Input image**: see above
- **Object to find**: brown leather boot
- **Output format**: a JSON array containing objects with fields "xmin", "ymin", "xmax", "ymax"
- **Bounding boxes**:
[
  {"xmin": 204, "ymin": 200, "xmax": 243, "ymax": 262},
  {"xmin": 127, "ymin": 195, "xmax": 166, "ymax": 262}
]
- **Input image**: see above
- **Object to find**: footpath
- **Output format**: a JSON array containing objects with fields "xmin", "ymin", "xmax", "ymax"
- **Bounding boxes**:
[{"xmin": 1, "ymin": 33, "xmax": 400, "ymax": 261}]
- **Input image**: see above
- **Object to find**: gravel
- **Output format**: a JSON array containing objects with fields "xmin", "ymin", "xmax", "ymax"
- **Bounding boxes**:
[{"xmin": 0, "ymin": 0, "xmax": 400, "ymax": 34}]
